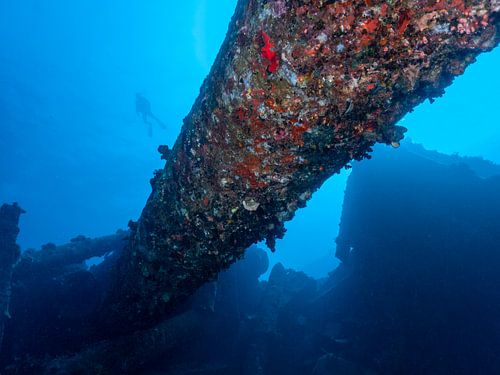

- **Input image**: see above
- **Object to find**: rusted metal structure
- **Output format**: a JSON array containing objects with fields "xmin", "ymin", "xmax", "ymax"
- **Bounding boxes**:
[
  {"xmin": 1, "ymin": 1, "xmax": 500, "ymax": 372},
  {"xmin": 0, "ymin": 204, "xmax": 24, "ymax": 351},
  {"xmin": 103, "ymin": 0, "xmax": 500, "ymax": 331}
]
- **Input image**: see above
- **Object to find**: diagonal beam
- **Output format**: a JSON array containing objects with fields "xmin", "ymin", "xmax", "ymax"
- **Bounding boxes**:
[{"xmin": 99, "ymin": 0, "xmax": 500, "ymax": 332}]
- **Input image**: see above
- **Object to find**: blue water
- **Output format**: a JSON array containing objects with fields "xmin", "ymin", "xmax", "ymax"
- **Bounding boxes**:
[{"xmin": 1, "ymin": 0, "xmax": 499, "ymax": 279}]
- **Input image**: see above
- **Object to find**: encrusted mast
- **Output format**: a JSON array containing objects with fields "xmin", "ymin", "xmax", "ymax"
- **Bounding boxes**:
[{"xmin": 104, "ymin": 0, "xmax": 499, "ymax": 330}]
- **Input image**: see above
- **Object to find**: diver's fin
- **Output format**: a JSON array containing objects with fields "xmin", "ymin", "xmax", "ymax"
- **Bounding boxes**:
[{"xmin": 152, "ymin": 115, "xmax": 167, "ymax": 129}]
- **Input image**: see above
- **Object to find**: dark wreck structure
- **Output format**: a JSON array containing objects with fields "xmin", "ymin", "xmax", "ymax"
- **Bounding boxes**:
[
  {"xmin": 1, "ymin": 0, "xmax": 500, "ymax": 372},
  {"xmin": 3, "ymin": 143, "xmax": 500, "ymax": 374}
]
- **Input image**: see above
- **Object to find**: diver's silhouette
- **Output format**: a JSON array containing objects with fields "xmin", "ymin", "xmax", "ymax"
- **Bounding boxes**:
[{"xmin": 135, "ymin": 93, "xmax": 166, "ymax": 137}]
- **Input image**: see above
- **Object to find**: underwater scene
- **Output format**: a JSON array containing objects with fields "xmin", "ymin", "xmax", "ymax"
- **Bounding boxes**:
[{"xmin": 1, "ymin": 1, "xmax": 500, "ymax": 374}]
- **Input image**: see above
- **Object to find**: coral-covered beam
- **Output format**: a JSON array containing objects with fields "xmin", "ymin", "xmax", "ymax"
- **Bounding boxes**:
[{"xmin": 102, "ymin": 0, "xmax": 500, "ymax": 332}]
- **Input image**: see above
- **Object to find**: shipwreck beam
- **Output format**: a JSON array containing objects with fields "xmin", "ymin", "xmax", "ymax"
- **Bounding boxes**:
[
  {"xmin": 101, "ymin": 0, "xmax": 500, "ymax": 332},
  {"xmin": 18, "ymin": 231, "xmax": 128, "ymax": 274}
]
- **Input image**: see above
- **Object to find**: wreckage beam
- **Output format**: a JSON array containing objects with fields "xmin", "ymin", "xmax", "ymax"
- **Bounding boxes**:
[{"xmin": 103, "ymin": 0, "xmax": 499, "ymax": 331}]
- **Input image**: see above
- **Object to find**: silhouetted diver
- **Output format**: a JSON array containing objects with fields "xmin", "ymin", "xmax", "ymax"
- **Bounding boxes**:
[{"xmin": 135, "ymin": 93, "xmax": 166, "ymax": 137}]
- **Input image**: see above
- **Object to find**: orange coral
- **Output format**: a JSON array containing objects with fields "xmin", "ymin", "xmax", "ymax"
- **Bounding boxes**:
[{"xmin": 362, "ymin": 18, "xmax": 380, "ymax": 33}]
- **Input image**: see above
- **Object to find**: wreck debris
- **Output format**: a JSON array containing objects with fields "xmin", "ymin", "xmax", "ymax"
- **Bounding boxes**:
[
  {"xmin": 101, "ymin": 0, "xmax": 500, "ymax": 333},
  {"xmin": 5, "ymin": 143, "xmax": 500, "ymax": 372},
  {"xmin": 40, "ymin": 311, "xmax": 205, "ymax": 375},
  {"xmin": 22, "ymin": 231, "xmax": 128, "ymax": 271},
  {"xmin": 0, "ymin": 231, "xmax": 129, "ymax": 363},
  {"xmin": 0, "ymin": 203, "xmax": 24, "ymax": 351},
  {"xmin": 2, "ymin": 0, "xmax": 499, "ymax": 372},
  {"xmin": 327, "ymin": 144, "xmax": 500, "ymax": 374}
]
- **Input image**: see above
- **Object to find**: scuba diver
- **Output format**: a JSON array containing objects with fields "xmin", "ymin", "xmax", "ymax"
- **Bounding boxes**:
[{"xmin": 135, "ymin": 93, "xmax": 167, "ymax": 137}]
